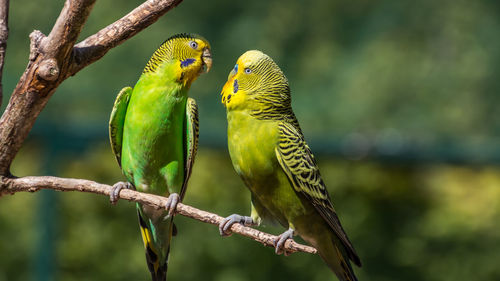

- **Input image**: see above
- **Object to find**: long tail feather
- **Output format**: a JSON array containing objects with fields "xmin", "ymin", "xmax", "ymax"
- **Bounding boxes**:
[
  {"xmin": 137, "ymin": 206, "xmax": 173, "ymax": 281},
  {"xmin": 316, "ymin": 235, "xmax": 359, "ymax": 281}
]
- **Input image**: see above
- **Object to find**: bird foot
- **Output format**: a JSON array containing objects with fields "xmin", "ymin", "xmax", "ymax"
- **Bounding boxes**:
[
  {"xmin": 109, "ymin": 181, "xmax": 134, "ymax": 205},
  {"xmin": 219, "ymin": 214, "xmax": 255, "ymax": 237},
  {"xmin": 164, "ymin": 193, "xmax": 180, "ymax": 216},
  {"xmin": 274, "ymin": 228, "xmax": 295, "ymax": 256}
]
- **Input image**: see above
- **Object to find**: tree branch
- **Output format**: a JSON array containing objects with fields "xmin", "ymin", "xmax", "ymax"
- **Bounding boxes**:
[
  {"xmin": 0, "ymin": 0, "xmax": 96, "ymax": 176},
  {"xmin": 0, "ymin": 0, "xmax": 8, "ymax": 106},
  {"xmin": 42, "ymin": 0, "xmax": 96, "ymax": 74},
  {"xmin": 69, "ymin": 0, "xmax": 183, "ymax": 76},
  {"xmin": 0, "ymin": 0, "xmax": 183, "ymax": 175},
  {"xmin": 0, "ymin": 176, "xmax": 318, "ymax": 255}
]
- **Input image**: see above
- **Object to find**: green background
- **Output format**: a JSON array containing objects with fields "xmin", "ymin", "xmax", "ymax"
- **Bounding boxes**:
[{"xmin": 1, "ymin": 0, "xmax": 500, "ymax": 280}]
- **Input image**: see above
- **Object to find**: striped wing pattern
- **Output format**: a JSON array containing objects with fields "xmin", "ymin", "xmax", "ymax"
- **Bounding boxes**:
[
  {"xmin": 275, "ymin": 122, "xmax": 361, "ymax": 266},
  {"xmin": 109, "ymin": 87, "xmax": 133, "ymax": 168},
  {"xmin": 180, "ymin": 97, "xmax": 199, "ymax": 200}
]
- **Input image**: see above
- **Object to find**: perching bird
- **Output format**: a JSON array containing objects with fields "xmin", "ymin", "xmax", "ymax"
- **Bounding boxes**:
[
  {"xmin": 218, "ymin": 50, "xmax": 361, "ymax": 281},
  {"xmin": 108, "ymin": 33, "xmax": 211, "ymax": 281}
]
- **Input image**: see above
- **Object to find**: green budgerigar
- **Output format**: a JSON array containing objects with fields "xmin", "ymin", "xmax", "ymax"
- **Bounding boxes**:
[
  {"xmin": 219, "ymin": 50, "xmax": 361, "ymax": 281},
  {"xmin": 109, "ymin": 33, "xmax": 212, "ymax": 281}
]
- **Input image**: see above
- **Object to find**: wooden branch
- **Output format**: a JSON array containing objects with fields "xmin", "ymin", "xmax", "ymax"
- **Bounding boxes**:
[
  {"xmin": 69, "ymin": 0, "xmax": 183, "ymax": 76},
  {"xmin": 42, "ymin": 0, "xmax": 96, "ymax": 71},
  {"xmin": 0, "ymin": 0, "xmax": 96, "ymax": 175},
  {"xmin": 0, "ymin": 0, "xmax": 183, "ymax": 175},
  {"xmin": 0, "ymin": 176, "xmax": 318, "ymax": 255},
  {"xmin": 0, "ymin": 0, "xmax": 8, "ymax": 106}
]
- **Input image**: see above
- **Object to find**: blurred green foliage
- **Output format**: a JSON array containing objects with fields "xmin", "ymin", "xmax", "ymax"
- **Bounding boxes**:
[{"xmin": 1, "ymin": 0, "xmax": 500, "ymax": 281}]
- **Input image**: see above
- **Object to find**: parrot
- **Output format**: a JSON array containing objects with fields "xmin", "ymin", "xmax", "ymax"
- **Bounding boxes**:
[
  {"xmin": 218, "ymin": 50, "xmax": 361, "ymax": 281},
  {"xmin": 108, "ymin": 33, "xmax": 212, "ymax": 281}
]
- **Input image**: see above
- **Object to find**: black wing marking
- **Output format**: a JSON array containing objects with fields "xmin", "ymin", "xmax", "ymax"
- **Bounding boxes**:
[
  {"xmin": 275, "ymin": 122, "xmax": 361, "ymax": 266},
  {"xmin": 109, "ymin": 87, "xmax": 132, "ymax": 168},
  {"xmin": 180, "ymin": 97, "xmax": 199, "ymax": 200}
]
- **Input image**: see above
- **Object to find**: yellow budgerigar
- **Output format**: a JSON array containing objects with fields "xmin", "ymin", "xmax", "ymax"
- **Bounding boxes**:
[{"xmin": 219, "ymin": 50, "xmax": 361, "ymax": 281}]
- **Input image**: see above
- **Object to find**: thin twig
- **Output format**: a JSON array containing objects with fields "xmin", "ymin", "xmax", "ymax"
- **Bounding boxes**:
[{"xmin": 0, "ymin": 176, "xmax": 317, "ymax": 255}]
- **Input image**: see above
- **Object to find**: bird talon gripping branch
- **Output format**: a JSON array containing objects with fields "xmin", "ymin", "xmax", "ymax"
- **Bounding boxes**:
[
  {"xmin": 109, "ymin": 181, "xmax": 134, "ymax": 205},
  {"xmin": 273, "ymin": 228, "xmax": 294, "ymax": 255},
  {"xmin": 164, "ymin": 193, "xmax": 180, "ymax": 216},
  {"xmin": 218, "ymin": 214, "xmax": 255, "ymax": 236}
]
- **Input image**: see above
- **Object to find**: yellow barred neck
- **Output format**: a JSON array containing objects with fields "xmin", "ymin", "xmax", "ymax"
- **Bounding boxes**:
[
  {"xmin": 143, "ymin": 60, "xmax": 198, "ymax": 89},
  {"xmin": 142, "ymin": 33, "xmax": 209, "ymax": 86},
  {"xmin": 144, "ymin": 33, "xmax": 199, "ymax": 74},
  {"xmin": 143, "ymin": 43, "xmax": 172, "ymax": 74},
  {"xmin": 222, "ymin": 50, "xmax": 297, "ymax": 125}
]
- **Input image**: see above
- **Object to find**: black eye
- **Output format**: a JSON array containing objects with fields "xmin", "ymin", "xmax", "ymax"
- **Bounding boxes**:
[
  {"xmin": 244, "ymin": 68, "xmax": 252, "ymax": 74},
  {"xmin": 189, "ymin": 41, "xmax": 198, "ymax": 49}
]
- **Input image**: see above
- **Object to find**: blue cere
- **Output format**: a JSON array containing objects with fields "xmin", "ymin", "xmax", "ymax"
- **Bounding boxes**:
[
  {"xmin": 233, "ymin": 79, "xmax": 239, "ymax": 93},
  {"xmin": 234, "ymin": 64, "xmax": 238, "ymax": 73},
  {"xmin": 181, "ymin": 58, "xmax": 196, "ymax": 67}
]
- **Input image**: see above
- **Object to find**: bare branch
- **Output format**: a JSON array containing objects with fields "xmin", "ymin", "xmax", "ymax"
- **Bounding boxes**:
[
  {"xmin": 0, "ymin": 0, "xmax": 96, "ymax": 175},
  {"xmin": 42, "ymin": 0, "xmax": 96, "ymax": 69},
  {"xmin": 69, "ymin": 0, "xmax": 183, "ymax": 76},
  {"xmin": 0, "ymin": 0, "xmax": 8, "ymax": 106},
  {"xmin": 29, "ymin": 30, "xmax": 45, "ymax": 61},
  {"xmin": 0, "ymin": 176, "xmax": 318, "ymax": 255},
  {"xmin": 0, "ymin": 0, "xmax": 183, "ymax": 175}
]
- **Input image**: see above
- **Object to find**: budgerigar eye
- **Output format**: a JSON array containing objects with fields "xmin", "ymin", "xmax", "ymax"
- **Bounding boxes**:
[
  {"xmin": 189, "ymin": 41, "xmax": 198, "ymax": 49},
  {"xmin": 244, "ymin": 68, "xmax": 252, "ymax": 74}
]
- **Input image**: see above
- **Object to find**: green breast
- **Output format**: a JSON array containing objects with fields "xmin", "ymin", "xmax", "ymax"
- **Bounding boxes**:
[
  {"xmin": 121, "ymin": 67, "xmax": 187, "ymax": 195},
  {"xmin": 227, "ymin": 110, "xmax": 278, "ymax": 182},
  {"xmin": 227, "ymin": 110, "xmax": 307, "ymax": 226}
]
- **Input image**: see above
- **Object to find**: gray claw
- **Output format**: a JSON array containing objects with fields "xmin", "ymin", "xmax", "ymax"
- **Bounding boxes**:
[
  {"xmin": 274, "ymin": 228, "xmax": 295, "ymax": 255},
  {"xmin": 219, "ymin": 214, "xmax": 254, "ymax": 237},
  {"xmin": 110, "ymin": 181, "xmax": 134, "ymax": 205},
  {"xmin": 164, "ymin": 193, "xmax": 180, "ymax": 216}
]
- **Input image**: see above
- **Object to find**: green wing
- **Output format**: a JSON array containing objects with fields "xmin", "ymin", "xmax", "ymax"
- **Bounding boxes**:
[
  {"xmin": 275, "ymin": 122, "xmax": 361, "ymax": 266},
  {"xmin": 109, "ymin": 87, "xmax": 133, "ymax": 168},
  {"xmin": 180, "ymin": 97, "xmax": 199, "ymax": 199}
]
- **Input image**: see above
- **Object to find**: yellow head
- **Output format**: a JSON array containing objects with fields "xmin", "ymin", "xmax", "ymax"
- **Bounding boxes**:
[
  {"xmin": 143, "ymin": 33, "xmax": 212, "ymax": 85},
  {"xmin": 221, "ymin": 50, "xmax": 291, "ymax": 114}
]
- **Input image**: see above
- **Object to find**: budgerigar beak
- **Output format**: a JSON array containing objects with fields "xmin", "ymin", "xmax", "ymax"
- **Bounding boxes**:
[{"xmin": 201, "ymin": 47, "xmax": 212, "ymax": 73}]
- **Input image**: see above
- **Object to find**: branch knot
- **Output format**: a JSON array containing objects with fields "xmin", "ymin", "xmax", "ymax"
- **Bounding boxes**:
[
  {"xmin": 0, "ymin": 175, "xmax": 14, "ymax": 195},
  {"xmin": 28, "ymin": 30, "xmax": 46, "ymax": 61},
  {"xmin": 37, "ymin": 59, "xmax": 60, "ymax": 81}
]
